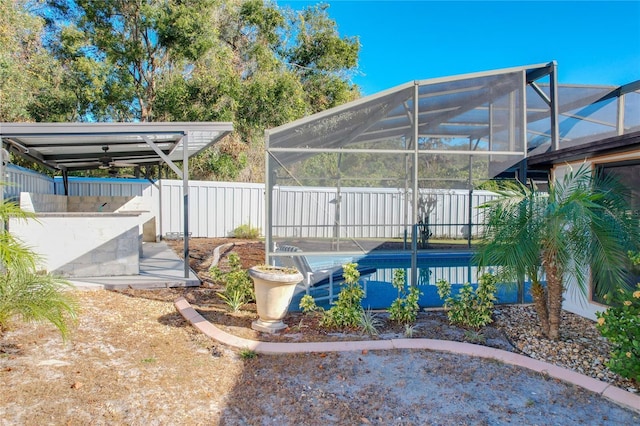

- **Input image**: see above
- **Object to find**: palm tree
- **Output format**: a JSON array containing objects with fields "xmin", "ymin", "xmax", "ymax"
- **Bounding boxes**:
[
  {"xmin": 476, "ymin": 165, "xmax": 639, "ymax": 340},
  {"xmin": 0, "ymin": 193, "xmax": 78, "ymax": 339}
]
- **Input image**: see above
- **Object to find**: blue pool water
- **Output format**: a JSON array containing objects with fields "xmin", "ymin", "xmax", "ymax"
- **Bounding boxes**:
[{"xmin": 290, "ymin": 250, "xmax": 534, "ymax": 311}]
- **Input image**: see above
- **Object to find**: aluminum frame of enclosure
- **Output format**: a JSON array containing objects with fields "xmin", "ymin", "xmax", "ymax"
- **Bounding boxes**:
[{"xmin": 265, "ymin": 62, "xmax": 640, "ymax": 286}]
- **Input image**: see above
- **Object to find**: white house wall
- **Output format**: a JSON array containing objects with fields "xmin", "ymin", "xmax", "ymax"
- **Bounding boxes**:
[{"xmin": 553, "ymin": 151, "xmax": 640, "ymax": 320}]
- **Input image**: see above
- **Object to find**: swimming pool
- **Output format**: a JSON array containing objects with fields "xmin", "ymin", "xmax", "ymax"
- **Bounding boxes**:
[{"xmin": 290, "ymin": 250, "xmax": 534, "ymax": 311}]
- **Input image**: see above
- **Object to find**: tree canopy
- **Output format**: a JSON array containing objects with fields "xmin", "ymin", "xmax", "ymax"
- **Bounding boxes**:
[{"xmin": 2, "ymin": 0, "xmax": 361, "ymax": 181}]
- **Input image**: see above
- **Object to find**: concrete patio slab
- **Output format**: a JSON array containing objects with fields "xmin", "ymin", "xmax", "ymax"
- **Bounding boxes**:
[{"xmin": 69, "ymin": 241, "xmax": 200, "ymax": 290}]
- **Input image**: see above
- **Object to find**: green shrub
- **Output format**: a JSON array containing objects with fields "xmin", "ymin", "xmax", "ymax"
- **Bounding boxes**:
[
  {"xmin": 388, "ymin": 269, "xmax": 422, "ymax": 325},
  {"xmin": 436, "ymin": 273, "xmax": 497, "ymax": 330},
  {"xmin": 210, "ymin": 253, "xmax": 254, "ymax": 311},
  {"xmin": 596, "ymin": 255, "xmax": 640, "ymax": 383},
  {"xmin": 299, "ymin": 294, "xmax": 320, "ymax": 313},
  {"xmin": 320, "ymin": 263, "xmax": 365, "ymax": 329},
  {"xmin": 628, "ymin": 250, "xmax": 640, "ymax": 266},
  {"xmin": 232, "ymin": 224, "xmax": 260, "ymax": 239},
  {"xmin": 239, "ymin": 348, "xmax": 257, "ymax": 359}
]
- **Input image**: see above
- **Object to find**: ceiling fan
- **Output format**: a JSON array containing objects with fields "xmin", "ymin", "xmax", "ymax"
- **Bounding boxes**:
[{"xmin": 98, "ymin": 146, "xmax": 136, "ymax": 169}]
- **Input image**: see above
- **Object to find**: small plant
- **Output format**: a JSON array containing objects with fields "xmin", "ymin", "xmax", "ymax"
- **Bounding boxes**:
[
  {"xmin": 320, "ymin": 263, "xmax": 365, "ymax": 329},
  {"xmin": 291, "ymin": 317, "xmax": 308, "ymax": 331},
  {"xmin": 210, "ymin": 253, "xmax": 254, "ymax": 311},
  {"xmin": 217, "ymin": 287, "xmax": 247, "ymax": 312},
  {"xmin": 595, "ymin": 254, "xmax": 640, "ymax": 383},
  {"xmin": 297, "ymin": 294, "xmax": 323, "ymax": 329},
  {"xmin": 358, "ymin": 309, "xmax": 382, "ymax": 336},
  {"xmin": 299, "ymin": 294, "xmax": 321, "ymax": 313},
  {"xmin": 436, "ymin": 273, "xmax": 498, "ymax": 330},
  {"xmin": 239, "ymin": 348, "xmax": 257, "ymax": 359},
  {"xmin": 463, "ymin": 329, "xmax": 486, "ymax": 344},
  {"xmin": 210, "ymin": 251, "xmax": 244, "ymax": 280},
  {"xmin": 628, "ymin": 250, "xmax": 640, "ymax": 266},
  {"xmin": 404, "ymin": 324, "xmax": 416, "ymax": 338},
  {"xmin": 232, "ymin": 224, "xmax": 261, "ymax": 239},
  {"xmin": 388, "ymin": 269, "xmax": 422, "ymax": 325},
  {"xmin": 141, "ymin": 357, "xmax": 156, "ymax": 363}
]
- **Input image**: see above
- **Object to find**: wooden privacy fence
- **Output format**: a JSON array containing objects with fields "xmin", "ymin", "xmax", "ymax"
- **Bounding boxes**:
[{"xmin": 6, "ymin": 164, "xmax": 497, "ymax": 239}]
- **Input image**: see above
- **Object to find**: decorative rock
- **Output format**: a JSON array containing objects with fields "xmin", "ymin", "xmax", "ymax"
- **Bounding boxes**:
[{"xmin": 494, "ymin": 305, "xmax": 636, "ymax": 392}]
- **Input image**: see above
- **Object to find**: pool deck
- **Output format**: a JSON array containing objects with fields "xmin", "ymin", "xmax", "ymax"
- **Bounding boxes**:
[{"xmin": 174, "ymin": 296, "xmax": 640, "ymax": 415}]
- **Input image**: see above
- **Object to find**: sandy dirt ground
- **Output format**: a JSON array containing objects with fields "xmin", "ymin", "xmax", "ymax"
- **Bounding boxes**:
[{"xmin": 0, "ymin": 238, "xmax": 638, "ymax": 425}]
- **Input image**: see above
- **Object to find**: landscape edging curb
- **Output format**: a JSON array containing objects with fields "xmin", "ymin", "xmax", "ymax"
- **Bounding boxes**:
[{"xmin": 174, "ymin": 296, "xmax": 640, "ymax": 414}]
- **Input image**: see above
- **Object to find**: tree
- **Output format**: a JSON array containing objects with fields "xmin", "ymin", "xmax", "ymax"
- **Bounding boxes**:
[
  {"xmin": 475, "ymin": 165, "xmax": 639, "ymax": 340},
  {"xmin": 30, "ymin": 0, "xmax": 361, "ymax": 180},
  {"xmin": 0, "ymin": 0, "xmax": 69, "ymax": 122},
  {"xmin": 284, "ymin": 3, "xmax": 360, "ymax": 113},
  {"xmin": 0, "ymin": 192, "xmax": 78, "ymax": 339},
  {"xmin": 41, "ymin": 0, "xmax": 219, "ymax": 121},
  {"xmin": 154, "ymin": 0, "xmax": 359, "ymax": 181}
]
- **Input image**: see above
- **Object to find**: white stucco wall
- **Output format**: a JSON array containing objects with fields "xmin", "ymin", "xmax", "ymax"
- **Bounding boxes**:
[
  {"xmin": 562, "ymin": 273, "xmax": 606, "ymax": 321},
  {"xmin": 9, "ymin": 214, "xmax": 142, "ymax": 277},
  {"xmin": 20, "ymin": 193, "xmax": 67, "ymax": 213},
  {"xmin": 19, "ymin": 192, "xmax": 157, "ymax": 243},
  {"xmin": 552, "ymin": 149, "xmax": 640, "ymax": 320}
]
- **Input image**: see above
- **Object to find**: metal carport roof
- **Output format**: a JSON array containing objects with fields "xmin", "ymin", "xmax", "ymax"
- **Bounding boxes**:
[
  {"xmin": 0, "ymin": 121, "xmax": 233, "ymax": 173},
  {"xmin": 0, "ymin": 121, "xmax": 234, "ymax": 278}
]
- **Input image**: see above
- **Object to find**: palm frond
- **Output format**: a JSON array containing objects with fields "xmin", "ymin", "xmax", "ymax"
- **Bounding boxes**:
[
  {"xmin": 0, "ymin": 198, "xmax": 36, "ymax": 223},
  {"xmin": 476, "ymin": 180, "xmax": 544, "ymax": 284},
  {"xmin": 0, "ymin": 272, "xmax": 79, "ymax": 339},
  {"xmin": 0, "ymin": 195, "xmax": 78, "ymax": 339},
  {"xmin": 0, "ymin": 232, "xmax": 39, "ymax": 272}
]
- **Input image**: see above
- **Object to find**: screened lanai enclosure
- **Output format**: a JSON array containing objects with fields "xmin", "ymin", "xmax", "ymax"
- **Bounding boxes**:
[{"xmin": 265, "ymin": 62, "xmax": 640, "ymax": 308}]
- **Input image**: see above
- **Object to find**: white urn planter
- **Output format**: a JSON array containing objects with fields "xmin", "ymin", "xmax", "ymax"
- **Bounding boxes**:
[{"xmin": 248, "ymin": 265, "xmax": 303, "ymax": 333}]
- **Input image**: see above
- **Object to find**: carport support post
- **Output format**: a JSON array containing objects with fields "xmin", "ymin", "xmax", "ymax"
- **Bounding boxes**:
[
  {"xmin": 182, "ymin": 133, "xmax": 190, "ymax": 278},
  {"xmin": 140, "ymin": 133, "xmax": 191, "ymax": 278},
  {"xmin": 62, "ymin": 169, "xmax": 69, "ymax": 195}
]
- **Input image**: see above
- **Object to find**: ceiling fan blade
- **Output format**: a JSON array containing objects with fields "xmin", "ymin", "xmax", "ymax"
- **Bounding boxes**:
[{"xmin": 109, "ymin": 161, "xmax": 137, "ymax": 168}]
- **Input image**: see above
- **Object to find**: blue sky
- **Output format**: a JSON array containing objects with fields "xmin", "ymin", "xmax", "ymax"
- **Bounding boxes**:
[{"xmin": 277, "ymin": 1, "xmax": 640, "ymax": 95}]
